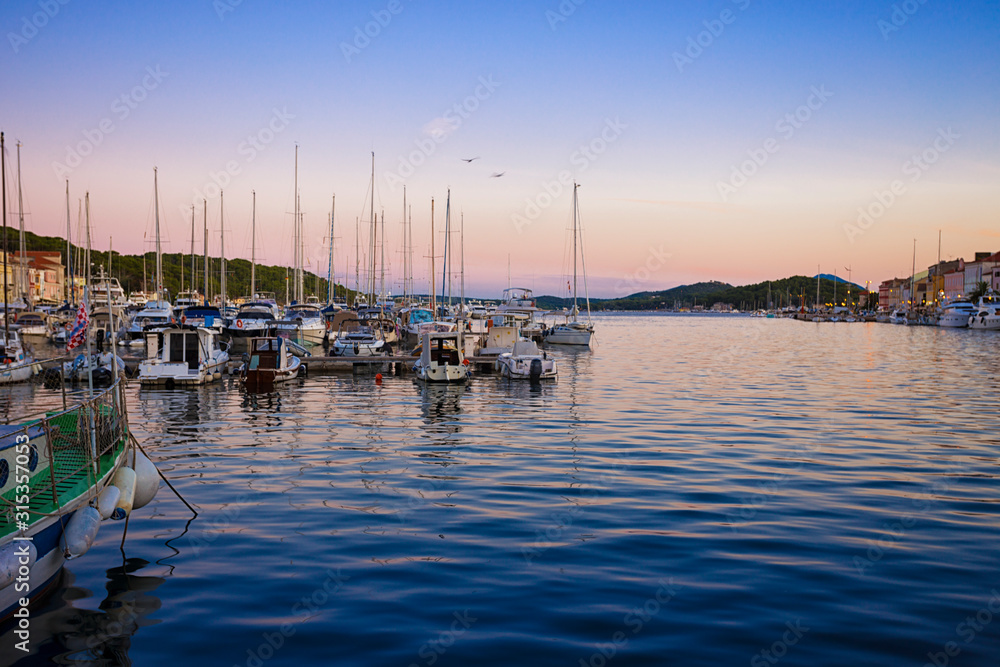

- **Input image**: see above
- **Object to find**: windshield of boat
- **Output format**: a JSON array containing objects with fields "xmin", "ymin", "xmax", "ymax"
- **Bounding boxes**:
[
  {"xmin": 409, "ymin": 309, "xmax": 433, "ymax": 324},
  {"xmin": 286, "ymin": 309, "xmax": 321, "ymax": 319}
]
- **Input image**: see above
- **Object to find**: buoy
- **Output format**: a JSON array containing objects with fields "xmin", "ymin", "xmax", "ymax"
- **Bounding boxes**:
[
  {"xmin": 127, "ymin": 450, "xmax": 160, "ymax": 510},
  {"xmin": 0, "ymin": 541, "xmax": 37, "ymax": 590},
  {"xmin": 60, "ymin": 506, "xmax": 102, "ymax": 559},
  {"xmin": 96, "ymin": 484, "xmax": 122, "ymax": 519},
  {"xmin": 112, "ymin": 466, "xmax": 137, "ymax": 520}
]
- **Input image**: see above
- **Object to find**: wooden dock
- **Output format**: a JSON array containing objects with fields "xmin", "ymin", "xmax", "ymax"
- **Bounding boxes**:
[{"xmin": 302, "ymin": 355, "xmax": 497, "ymax": 375}]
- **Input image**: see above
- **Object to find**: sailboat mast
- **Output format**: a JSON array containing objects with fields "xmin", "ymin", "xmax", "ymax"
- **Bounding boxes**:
[
  {"xmin": 190, "ymin": 205, "xmax": 196, "ymax": 296},
  {"xmin": 573, "ymin": 182, "xmax": 579, "ymax": 312},
  {"xmin": 430, "ymin": 198, "xmax": 436, "ymax": 316},
  {"xmin": 84, "ymin": 192, "xmax": 93, "ymax": 395},
  {"xmin": 154, "ymin": 167, "xmax": 162, "ymax": 301},
  {"xmin": 327, "ymin": 194, "xmax": 335, "ymax": 303},
  {"xmin": 251, "ymin": 190, "xmax": 257, "ymax": 298},
  {"xmin": 15, "ymin": 143, "xmax": 27, "ymax": 307},
  {"xmin": 203, "ymin": 199, "xmax": 208, "ymax": 303},
  {"xmin": 380, "ymin": 208, "xmax": 385, "ymax": 308},
  {"xmin": 369, "ymin": 152, "xmax": 375, "ymax": 305},
  {"xmin": 2, "ymin": 132, "xmax": 8, "ymax": 342},
  {"xmin": 65, "ymin": 180, "xmax": 72, "ymax": 303},
  {"xmin": 220, "ymin": 190, "xmax": 226, "ymax": 309},
  {"xmin": 460, "ymin": 211, "xmax": 465, "ymax": 314},
  {"xmin": 441, "ymin": 189, "xmax": 450, "ymax": 310},
  {"xmin": 402, "ymin": 186, "xmax": 407, "ymax": 301},
  {"xmin": 354, "ymin": 217, "xmax": 359, "ymax": 303},
  {"xmin": 371, "ymin": 212, "xmax": 378, "ymax": 306},
  {"xmin": 910, "ymin": 239, "xmax": 917, "ymax": 310}
]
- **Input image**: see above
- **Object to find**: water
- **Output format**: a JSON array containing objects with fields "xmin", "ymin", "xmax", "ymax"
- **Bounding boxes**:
[{"xmin": 4, "ymin": 314, "xmax": 1000, "ymax": 666}]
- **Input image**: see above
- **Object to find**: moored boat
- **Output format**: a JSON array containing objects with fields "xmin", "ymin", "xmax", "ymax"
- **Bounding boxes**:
[
  {"xmin": 496, "ymin": 339, "xmax": 557, "ymax": 381},
  {"xmin": 138, "ymin": 325, "xmax": 230, "ymax": 387},
  {"xmin": 239, "ymin": 336, "xmax": 304, "ymax": 392},
  {"xmin": 413, "ymin": 331, "xmax": 470, "ymax": 383}
]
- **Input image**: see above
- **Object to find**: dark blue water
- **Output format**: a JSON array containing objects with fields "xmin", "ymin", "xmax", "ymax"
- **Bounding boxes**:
[{"xmin": 4, "ymin": 315, "xmax": 1000, "ymax": 666}]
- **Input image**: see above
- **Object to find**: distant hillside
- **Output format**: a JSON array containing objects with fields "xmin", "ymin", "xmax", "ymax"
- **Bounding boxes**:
[
  {"xmin": 539, "ymin": 276, "xmax": 872, "ymax": 311},
  {"xmin": 7, "ymin": 228, "xmax": 349, "ymax": 304}
]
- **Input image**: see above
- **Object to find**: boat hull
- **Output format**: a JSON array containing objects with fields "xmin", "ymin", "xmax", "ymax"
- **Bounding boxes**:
[{"xmin": 544, "ymin": 326, "xmax": 593, "ymax": 346}]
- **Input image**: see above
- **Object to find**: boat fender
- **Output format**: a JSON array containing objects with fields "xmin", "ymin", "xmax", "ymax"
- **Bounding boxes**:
[
  {"xmin": 126, "ymin": 449, "xmax": 160, "ymax": 510},
  {"xmin": 112, "ymin": 466, "xmax": 137, "ymax": 519},
  {"xmin": 0, "ymin": 541, "xmax": 38, "ymax": 590},
  {"xmin": 60, "ymin": 506, "xmax": 102, "ymax": 559},
  {"xmin": 96, "ymin": 484, "xmax": 122, "ymax": 519}
]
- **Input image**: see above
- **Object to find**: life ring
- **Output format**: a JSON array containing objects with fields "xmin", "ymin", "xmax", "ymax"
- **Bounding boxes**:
[
  {"xmin": 181, "ymin": 315, "xmax": 187, "ymax": 325},
  {"xmin": 64, "ymin": 322, "xmax": 71, "ymax": 331},
  {"xmin": 236, "ymin": 319, "xmax": 244, "ymax": 329}
]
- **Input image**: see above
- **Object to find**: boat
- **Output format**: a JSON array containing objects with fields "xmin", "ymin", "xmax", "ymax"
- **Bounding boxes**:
[
  {"xmin": 543, "ymin": 182, "xmax": 594, "ymax": 346},
  {"xmin": 937, "ymin": 299, "xmax": 977, "ymax": 328},
  {"xmin": 412, "ymin": 331, "xmax": 470, "ymax": 383},
  {"xmin": 180, "ymin": 303, "xmax": 226, "ymax": 334},
  {"xmin": 13, "ymin": 311, "xmax": 48, "ymax": 342},
  {"xmin": 496, "ymin": 288, "xmax": 546, "ymax": 341},
  {"xmin": 124, "ymin": 299, "xmax": 174, "ymax": 340},
  {"xmin": 0, "ymin": 134, "xmax": 37, "ymax": 385},
  {"xmin": 239, "ymin": 336, "xmax": 304, "ymax": 392},
  {"xmin": 889, "ymin": 309, "xmax": 909, "ymax": 325},
  {"xmin": 0, "ymin": 374, "xmax": 160, "ymax": 622},
  {"xmin": 41, "ymin": 351, "xmax": 127, "ymax": 388},
  {"xmin": 91, "ymin": 269, "xmax": 130, "ymax": 307},
  {"xmin": 968, "ymin": 292, "xmax": 1000, "ymax": 330},
  {"xmin": 398, "ymin": 306, "xmax": 455, "ymax": 347},
  {"xmin": 137, "ymin": 325, "xmax": 230, "ymax": 387},
  {"xmin": 224, "ymin": 301, "xmax": 279, "ymax": 351},
  {"xmin": 329, "ymin": 312, "xmax": 391, "ymax": 357},
  {"xmin": 173, "ymin": 290, "xmax": 202, "ymax": 313},
  {"xmin": 496, "ymin": 339, "xmax": 557, "ymax": 381},
  {"xmin": 272, "ymin": 303, "xmax": 327, "ymax": 347}
]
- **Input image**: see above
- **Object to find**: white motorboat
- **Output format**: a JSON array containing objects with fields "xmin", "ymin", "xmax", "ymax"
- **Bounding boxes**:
[
  {"xmin": 496, "ymin": 339, "xmax": 557, "ymax": 381},
  {"xmin": 224, "ymin": 301, "xmax": 279, "ymax": 349},
  {"xmin": 181, "ymin": 304, "xmax": 226, "ymax": 334},
  {"xmin": 273, "ymin": 303, "xmax": 327, "ymax": 347},
  {"xmin": 496, "ymin": 288, "xmax": 546, "ymax": 341},
  {"xmin": 329, "ymin": 313, "xmax": 391, "ymax": 357},
  {"xmin": 138, "ymin": 325, "xmax": 230, "ymax": 387},
  {"xmin": 889, "ymin": 309, "xmax": 909, "ymax": 325},
  {"xmin": 969, "ymin": 293, "xmax": 1000, "ymax": 330},
  {"xmin": 239, "ymin": 336, "xmax": 304, "ymax": 391},
  {"xmin": 399, "ymin": 306, "xmax": 456, "ymax": 347},
  {"xmin": 42, "ymin": 351, "xmax": 126, "ymax": 388},
  {"xmin": 413, "ymin": 331, "xmax": 470, "ymax": 383},
  {"xmin": 937, "ymin": 299, "xmax": 977, "ymax": 328},
  {"xmin": 0, "ymin": 329, "xmax": 37, "ymax": 385},
  {"xmin": 125, "ymin": 299, "xmax": 174, "ymax": 340},
  {"xmin": 173, "ymin": 290, "xmax": 203, "ymax": 313},
  {"xmin": 13, "ymin": 311, "xmax": 48, "ymax": 342}
]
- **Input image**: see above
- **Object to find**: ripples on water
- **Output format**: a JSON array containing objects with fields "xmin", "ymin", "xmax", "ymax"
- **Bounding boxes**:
[{"xmin": 4, "ymin": 315, "xmax": 999, "ymax": 666}]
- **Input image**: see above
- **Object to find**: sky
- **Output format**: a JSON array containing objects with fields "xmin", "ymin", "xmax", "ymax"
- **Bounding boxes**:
[{"xmin": 1, "ymin": 0, "xmax": 998, "ymax": 299}]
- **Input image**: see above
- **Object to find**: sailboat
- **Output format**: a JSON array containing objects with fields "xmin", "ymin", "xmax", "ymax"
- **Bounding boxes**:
[
  {"xmin": 544, "ymin": 182, "xmax": 594, "ymax": 346},
  {"xmin": 0, "ymin": 133, "xmax": 37, "ymax": 384}
]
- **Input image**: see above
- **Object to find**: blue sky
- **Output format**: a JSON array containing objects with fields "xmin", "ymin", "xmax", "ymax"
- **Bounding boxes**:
[{"xmin": 1, "ymin": 0, "xmax": 998, "ymax": 297}]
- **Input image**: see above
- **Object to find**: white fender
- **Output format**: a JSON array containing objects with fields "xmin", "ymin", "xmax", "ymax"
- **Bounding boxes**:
[
  {"xmin": 0, "ymin": 541, "xmax": 37, "ymax": 590},
  {"xmin": 60, "ymin": 506, "xmax": 102, "ymax": 559},
  {"xmin": 112, "ymin": 466, "xmax": 137, "ymax": 520},
  {"xmin": 127, "ymin": 450, "xmax": 159, "ymax": 510},
  {"xmin": 96, "ymin": 484, "xmax": 122, "ymax": 520}
]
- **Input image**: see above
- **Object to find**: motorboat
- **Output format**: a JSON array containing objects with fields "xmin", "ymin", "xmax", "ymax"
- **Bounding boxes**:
[
  {"xmin": 173, "ymin": 290, "xmax": 203, "ymax": 313},
  {"xmin": 181, "ymin": 304, "xmax": 226, "ymax": 334},
  {"xmin": 413, "ymin": 331, "xmax": 470, "ymax": 383},
  {"xmin": 357, "ymin": 308, "xmax": 399, "ymax": 345},
  {"xmin": 497, "ymin": 288, "xmax": 546, "ymax": 342},
  {"xmin": 889, "ymin": 309, "xmax": 909, "ymax": 325},
  {"xmin": 937, "ymin": 299, "xmax": 976, "ymax": 328},
  {"xmin": 329, "ymin": 313, "xmax": 391, "ymax": 357},
  {"xmin": 273, "ymin": 303, "xmax": 327, "ymax": 347},
  {"xmin": 969, "ymin": 293, "xmax": 1000, "ymax": 330},
  {"xmin": 138, "ymin": 325, "xmax": 230, "ymax": 387},
  {"xmin": 0, "ymin": 329, "xmax": 37, "ymax": 385},
  {"xmin": 13, "ymin": 311, "xmax": 48, "ymax": 343},
  {"xmin": 399, "ymin": 306, "xmax": 456, "ymax": 347},
  {"xmin": 124, "ymin": 299, "xmax": 174, "ymax": 340},
  {"xmin": 42, "ymin": 351, "xmax": 126, "ymax": 388},
  {"xmin": 224, "ymin": 301, "xmax": 279, "ymax": 351},
  {"xmin": 496, "ymin": 339, "xmax": 557, "ymax": 381},
  {"xmin": 239, "ymin": 336, "xmax": 304, "ymax": 392}
]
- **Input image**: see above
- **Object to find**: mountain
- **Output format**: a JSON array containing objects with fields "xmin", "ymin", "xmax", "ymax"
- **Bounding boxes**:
[{"xmin": 815, "ymin": 274, "xmax": 865, "ymax": 292}]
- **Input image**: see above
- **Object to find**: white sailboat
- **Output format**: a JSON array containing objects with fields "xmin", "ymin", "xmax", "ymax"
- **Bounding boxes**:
[
  {"xmin": 544, "ymin": 182, "xmax": 594, "ymax": 346},
  {"xmin": 0, "ymin": 132, "xmax": 37, "ymax": 384}
]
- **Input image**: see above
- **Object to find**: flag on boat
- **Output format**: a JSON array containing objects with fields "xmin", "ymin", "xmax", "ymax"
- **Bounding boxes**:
[{"xmin": 66, "ymin": 301, "xmax": 89, "ymax": 351}]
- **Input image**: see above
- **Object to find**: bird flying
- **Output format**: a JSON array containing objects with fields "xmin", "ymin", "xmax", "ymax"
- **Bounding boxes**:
[
  {"xmin": 461, "ymin": 157, "xmax": 480, "ymax": 163},
  {"xmin": 490, "ymin": 172, "xmax": 505, "ymax": 178}
]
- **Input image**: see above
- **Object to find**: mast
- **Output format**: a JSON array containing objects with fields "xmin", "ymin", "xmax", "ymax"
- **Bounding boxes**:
[
  {"xmin": 1, "ymin": 132, "xmax": 8, "ymax": 341},
  {"xmin": 460, "ymin": 211, "xmax": 465, "ymax": 315},
  {"xmin": 379, "ymin": 208, "xmax": 385, "ymax": 308},
  {"xmin": 220, "ymin": 190, "xmax": 226, "ymax": 309},
  {"xmin": 203, "ymin": 199, "xmax": 208, "ymax": 303},
  {"xmin": 368, "ymin": 152, "xmax": 375, "ymax": 305},
  {"xmin": 190, "ymin": 205, "xmax": 196, "ymax": 296},
  {"xmin": 430, "ymin": 198, "xmax": 436, "ymax": 316},
  {"xmin": 576, "ymin": 184, "xmax": 592, "ymax": 322},
  {"xmin": 84, "ymin": 192, "xmax": 93, "ymax": 395},
  {"xmin": 16, "ymin": 143, "xmax": 27, "ymax": 307},
  {"xmin": 407, "ymin": 204, "xmax": 413, "ymax": 303},
  {"xmin": 327, "ymin": 195, "xmax": 335, "ymax": 303},
  {"xmin": 402, "ymin": 186, "xmax": 408, "ymax": 301},
  {"xmin": 441, "ymin": 189, "xmax": 450, "ymax": 310},
  {"xmin": 910, "ymin": 238, "xmax": 917, "ymax": 310},
  {"xmin": 154, "ymin": 168, "xmax": 163, "ymax": 301},
  {"xmin": 293, "ymin": 145, "xmax": 300, "ymax": 304},
  {"xmin": 354, "ymin": 217, "xmax": 360, "ymax": 304},
  {"xmin": 573, "ymin": 182, "xmax": 579, "ymax": 314},
  {"xmin": 251, "ymin": 190, "xmax": 257, "ymax": 298},
  {"xmin": 65, "ymin": 180, "xmax": 72, "ymax": 303}
]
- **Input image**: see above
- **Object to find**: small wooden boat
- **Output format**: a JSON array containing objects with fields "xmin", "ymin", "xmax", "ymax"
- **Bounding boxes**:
[{"xmin": 240, "ymin": 336, "xmax": 304, "ymax": 392}]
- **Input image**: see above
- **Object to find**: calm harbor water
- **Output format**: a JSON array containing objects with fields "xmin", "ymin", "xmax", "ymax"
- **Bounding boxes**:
[{"xmin": 4, "ymin": 314, "xmax": 1000, "ymax": 666}]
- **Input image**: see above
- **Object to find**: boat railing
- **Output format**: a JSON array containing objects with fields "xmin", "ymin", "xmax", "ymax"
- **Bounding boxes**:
[{"xmin": 1, "ymin": 375, "xmax": 129, "ymax": 525}]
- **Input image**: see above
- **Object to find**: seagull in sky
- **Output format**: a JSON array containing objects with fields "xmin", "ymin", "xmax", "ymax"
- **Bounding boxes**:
[
  {"xmin": 490, "ymin": 171, "xmax": 505, "ymax": 178},
  {"xmin": 461, "ymin": 157, "xmax": 479, "ymax": 163}
]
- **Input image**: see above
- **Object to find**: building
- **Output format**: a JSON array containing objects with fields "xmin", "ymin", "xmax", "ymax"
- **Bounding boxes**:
[
  {"xmin": 879, "ymin": 278, "xmax": 908, "ymax": 311},
  {"xmin": 13, "ymin": 251, "xmax": 65, "ymax": 304}
]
